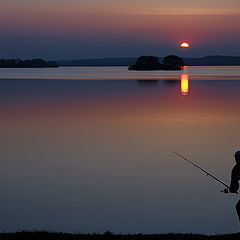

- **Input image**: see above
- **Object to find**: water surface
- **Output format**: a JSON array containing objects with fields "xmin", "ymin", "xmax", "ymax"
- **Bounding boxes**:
[
  {"xmin": 0, "ymin": 67, "xmax": 240, "ymax": 234},
  {"xmin": 1, "ymin": 66, "xmax": 240, "ymax": 80}
]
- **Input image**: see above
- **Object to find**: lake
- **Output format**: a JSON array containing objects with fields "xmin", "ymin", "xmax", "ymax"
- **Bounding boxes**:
[{"xmin": 0, "ymin": 66, "xmax": 240, "ymax": 234}]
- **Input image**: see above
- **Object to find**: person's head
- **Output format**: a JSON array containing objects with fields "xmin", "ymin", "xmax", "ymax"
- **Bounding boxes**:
[{"xmin": 234, "ymin": 151, "xmax": 240, "ymax": 164}]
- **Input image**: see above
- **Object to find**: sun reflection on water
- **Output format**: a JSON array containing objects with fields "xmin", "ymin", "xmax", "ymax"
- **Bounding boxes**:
[
  {"xmin": 181, "ymin": 65, "xmax": 190, "ymax": 97},
  {"xmin": 181, "ymin": 74, "xmax": 189, "ymax": 96}
]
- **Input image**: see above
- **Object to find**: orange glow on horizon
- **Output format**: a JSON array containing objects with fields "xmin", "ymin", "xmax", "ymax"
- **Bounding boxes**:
[{"xmin": 181, "ymin": 74, "xmax": 189, "ymax": 96}]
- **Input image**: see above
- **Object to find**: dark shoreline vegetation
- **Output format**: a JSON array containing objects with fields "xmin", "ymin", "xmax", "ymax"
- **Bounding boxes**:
[
  {"xmin": 0, "ymin": 231, "xmax": 240, "ymax": 240},
  {"xmin": 128, "ymin": 55, "xmax": 184, "ymax": 71},
  {"xmin": 0, "ymin": 59, "xmax": 58, "ymax": 68},
  {"xmin": 57, "ymin": 55, "xmax": 240, "ymax": 67}
]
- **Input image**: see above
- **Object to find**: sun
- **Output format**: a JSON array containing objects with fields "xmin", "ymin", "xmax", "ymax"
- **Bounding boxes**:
[{"xmin": 180, "ymin": 42, "xmax": 190, "ymax": 48}]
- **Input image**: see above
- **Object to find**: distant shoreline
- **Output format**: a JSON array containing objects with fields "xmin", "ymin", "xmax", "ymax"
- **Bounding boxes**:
[
  {"xmin": 57, "ymin": 55, "xmax": 240, "ymax": 67},
  {"xmin": 0, "ymin": 58, "xmax": 58, "ymax": 68}
]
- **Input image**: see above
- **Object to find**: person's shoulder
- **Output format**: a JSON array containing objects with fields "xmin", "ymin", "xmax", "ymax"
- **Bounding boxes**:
[{"xmin": 232, "ymin": 163, "xmax": 240, "ymax": 173}]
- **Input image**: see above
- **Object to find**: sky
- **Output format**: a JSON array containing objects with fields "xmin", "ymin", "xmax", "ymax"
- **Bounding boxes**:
[{"xmin": 1, "ymin": 0, "xmax": 240, "ymax": 59}]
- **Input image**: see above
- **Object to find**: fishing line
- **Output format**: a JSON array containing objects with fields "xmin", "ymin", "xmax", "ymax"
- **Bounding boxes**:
[{"xmin": 173, "ymin": 151, "xmax": 236, "ymax": 193}]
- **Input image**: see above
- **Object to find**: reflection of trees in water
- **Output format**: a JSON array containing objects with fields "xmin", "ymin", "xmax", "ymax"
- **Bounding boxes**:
[
  {"xmin": 137, "ymin": 76, "xmax": 189, "ymax": 96},
  {"xmin": 137, "ymin": 80, "xmax": 159, "ymax": 86},
  {"xmin": 164, "ymin": 74, "xmax": 189, "ymax": 96},
  {"xmin": 163, "ymin": 80, "xmax": 179, "ymax": 87}
]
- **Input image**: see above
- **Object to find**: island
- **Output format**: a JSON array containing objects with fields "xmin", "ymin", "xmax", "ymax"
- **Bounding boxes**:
[
  {"xmin": 128, "ymin": 55, "xmax": 184, "ymax": 71},
  {"xmin": 0, "ymin": 58, "xmax": 58, "ymax": 68}
]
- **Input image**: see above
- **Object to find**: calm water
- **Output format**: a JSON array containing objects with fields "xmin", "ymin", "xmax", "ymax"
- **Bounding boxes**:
[{"xmin": 0, "ymin": 66, "xmax": 240, "ymax": 234}]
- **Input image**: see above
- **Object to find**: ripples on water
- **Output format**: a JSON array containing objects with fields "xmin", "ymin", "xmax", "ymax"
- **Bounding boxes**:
[
  {"xmin": 0, "ymin": 66, "xmax": 240, "ymax": 234},
  {"xmin": 1, "ymin": 66, "xmax": 240, "ymax": 80}
]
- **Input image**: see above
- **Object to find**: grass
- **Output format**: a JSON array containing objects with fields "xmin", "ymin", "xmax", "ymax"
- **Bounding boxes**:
[{"xmin": 0, "ymin": 231, "xmax": 240, "ymax": 240}]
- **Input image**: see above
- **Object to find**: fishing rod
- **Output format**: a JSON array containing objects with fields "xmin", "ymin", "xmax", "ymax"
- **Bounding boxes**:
[{"xmin": 173, "ymin": 151, "xmax": 234, "ymax": 193}]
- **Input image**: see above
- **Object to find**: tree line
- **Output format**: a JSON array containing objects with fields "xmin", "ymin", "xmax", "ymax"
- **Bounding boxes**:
[
  {"xmin": 128, "ymin": 55, "xmax": 184, "ymax": 71},
  {"xmin": 0, "ymin": 58, "xmax": 58, "ymax": 68}
]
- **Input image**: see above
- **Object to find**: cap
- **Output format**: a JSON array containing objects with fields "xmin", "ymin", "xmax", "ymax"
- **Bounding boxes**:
[{"xmin": 234, "ymin": 151, "xmax": 240, "ymax": 158}]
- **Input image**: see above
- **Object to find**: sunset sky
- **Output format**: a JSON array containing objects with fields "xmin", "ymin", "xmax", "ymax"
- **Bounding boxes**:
[{"xmin": 1, "ymin": 0, "xmax": 240, "ymax": 59}]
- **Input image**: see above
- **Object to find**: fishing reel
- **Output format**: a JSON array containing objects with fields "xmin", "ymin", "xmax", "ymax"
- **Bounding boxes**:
[
  {"xmin": 221, "ymin": 188, "xmax": 229, "ymax": 194},
  {"xmin": 221, "ymin": 188, "xmax": 238, "ymax": 194}
]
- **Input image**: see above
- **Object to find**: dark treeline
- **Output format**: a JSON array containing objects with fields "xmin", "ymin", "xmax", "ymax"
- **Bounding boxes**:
[
  {"xmin": 57, "ymin": 55, "xmax": 240, "ymax": 67},
  {"xmin": 0, "ymin": 231, "xmax": 239, "ymax": 240},
  {"xmin": 128, "ymin": 55, "xmax": 184, "ymax": 71},
  {"xmin": 0, "ymin": 59, "xmax": 58, "ymax": 68}
]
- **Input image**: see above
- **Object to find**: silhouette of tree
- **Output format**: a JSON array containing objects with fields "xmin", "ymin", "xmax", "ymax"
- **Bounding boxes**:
[
  {"xmin": 135, "ymin": 56, "xmax": 160, "ymax": 66},
  {"xmin": 129, "ymin": 56, "xmax": 162, "ymax": 70},
  {"xmin": 163, "ymin": 55, "xmax": 184, "ymax": 67},
  {"xmin": 129, "ymin": 55, "xmax": 184, "ymax": 71}
]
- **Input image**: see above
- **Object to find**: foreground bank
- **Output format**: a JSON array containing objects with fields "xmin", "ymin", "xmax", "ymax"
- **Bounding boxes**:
[{"xmin": 0, "ymin": 232, "xmax": 240, "ymax": 240}]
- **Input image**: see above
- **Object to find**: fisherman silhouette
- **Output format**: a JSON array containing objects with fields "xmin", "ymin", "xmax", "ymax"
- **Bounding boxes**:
[{"xmin": 229, "ymin": 151, "xmax": 240, "ymax": 222}]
